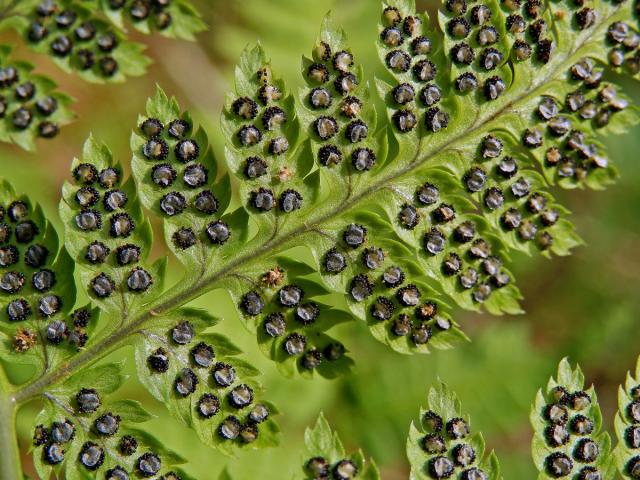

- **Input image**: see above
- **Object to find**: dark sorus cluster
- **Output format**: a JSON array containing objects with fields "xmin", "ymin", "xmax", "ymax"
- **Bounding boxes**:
[
  {"xmin": 67, "ymin": 159, "xmax": 155, "ymax": 299},
  {"xmin": 0, "ymin": 196, "xmax": 73, "ymax": 350},
  {"xmin": 527, "ymin": 67, "xmax": 628, "ymax": 185},
  {"xmin": 499, "ymin": 0, "xmax": 554, "ymax": 63},
  {"xmin": 0, "ymin": 60, "xmax": 61, "ymax": 138},
  {"xmin": 441, "ymin": 0, "xmax": 508, "ymax": 100},
  {"xmin": 565, "ymin": 58, "xmax": 629, "ymax": 130},
  {"xmin": 138, "ymin": 116, "xmax": 229, "ymax": 251},
  {"xmin": 104, "ymin": 0, "xmax": 175, "ymax": 31},
  {"xmin": 538, "ymin": 385, "xmax": 602, "ymax": 478},
  {"xmin": 239, "ymin": 268, "xmax": 347, "ymax": 373},
  {"xmin": 468, "ymin": 133, "xmax": 561, "ymax": 252},
  {"xmin": 606, "ymin": 20, "xmax": 639, "ymax": 74},
  {"xmin": 620, "ymin": 382, "xmax": 640, "ymax": 478},
  {"xmin": 304, "ymin": 455, "xmax": 359, "ymax": 479},
  {"xmin": 301, "ymin": 415, "xmax": 376, "ymax": 480},
  {"xmin": 227, "ymin": 62, "xmax": 302, "ymax": 213},
  {"xmin": 1, "ymin": 199, "xmax": 54, "ymax": 321},
  {"xmin": 146, "ymin": 319, "xmax": 271, "ymax": 444},
  {"xmin": 403, "ymin": 176, "xmax": 513, "ymax": 303},
  {"xmin": 303, "ymin": 34, "xmax": 377, "ymax": 172},
  {"xmin": 33, "ymin": 418, "xmax": 76, "ymax": 467},
  {"xmin": 321, "ymin": 221, "xmax": 454, "ymax": 347},
  {"xmin": 378, "ymin": 5, "xmax": 450, "ymax": 133},
  {"xmin": 39, "ymin": 307, "xmax": 93, "ymax": 349},
  {"xmin": 417, "ymin": 410, "xmax": 488, "ymax": 480},
  {"xmin": 26, "ymin": 1, "xmax": 122, "ymax": 78},
  {"xmin": 33, "ymin": 387, "xmax": 179, "ymax": 477}
]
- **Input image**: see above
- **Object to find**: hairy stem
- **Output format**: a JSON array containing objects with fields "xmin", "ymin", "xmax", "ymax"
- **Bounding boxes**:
[
  {"xmin": 0, "ymin": 365, "xmax": 22, "ymax": 480},
  {"xmin": 13, "ymin": 2, "xmax": 621, "ymax": 406}
]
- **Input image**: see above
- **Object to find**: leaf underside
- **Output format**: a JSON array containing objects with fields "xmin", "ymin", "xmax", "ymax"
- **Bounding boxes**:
[
  {"xmin": 301, "ymin": 413, "xmax": 380, "ymax": 480},
  {"xmin": 530, "ymin": 358, "xmax": 614, "ymax": 479},
  {"xmin": 0, "ymin": 0, "xmax": 638, "ymax": 473},
  {"xmin": 126, "ymin": 0, "xmax": 639, "ymax": 380},
  {"xmin": 0, "ymin": 45, "xmax": 73, "ymax": 151},
  {"xmin": 613, "ymin": 357, "xmax": 640, "ymax": 479},
  {"xmin": 407, "ymin": 382, "xmax": 501, "ymax": 480},
  {"xmin": 0, "ymin": 0, "xmax": 204, "ymax": 150},
  {"xmin": 30, "ymin": 362, "xmax": 196, "ymax": 480}
]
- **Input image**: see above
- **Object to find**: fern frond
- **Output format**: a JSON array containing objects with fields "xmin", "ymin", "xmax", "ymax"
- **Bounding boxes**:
[
  {"xmin": 302, "ymin": 413, "xmax": 380, "ymax": 480},
  {"xmin": 28, "ymin": 362, "xmax": 194, "ymax": 479},
  {"xmin": 131, "ymin": 88, "xmax": 233, "ymax": 277},
  {"xmin": 215, "ymin": 21, "xmax": 473, "ymax": 372},
  {"xmin": 7, "ymin": 0, "xmax": 203, "ymax": 82},
  {"xmin": 0, "ymin": 0, "xmax": 203, "ymax": 150},
  {"xmin": 13, "ymin": 1, "xmax": 151, "ymax": 83},
  {"xmin": 0, "ymin": 0, "xmax": 637, "ymax": 476},
  {"xmin": 296, "ymin": 383, "xmax": 499, "ymax": 479},
  {"xmin": 56, "ymin": 134, "xmax": 280, "ymax": 455},
  {"xmin": 129, "ymin": 0, "xmax": 638, "ymax": 378},
  {"xmin": 96, "ymin": 0, "xmax": 206, "ymax": 40},
  {"xmin": 60, "ymin": 136, "xmax": 167, "ymax": 317},
  {"xmin": 407, "ymin": 382, "xmax": 500, "ymax": 480},
  {"xmin": 613, "ymin": 356, "xmax": 640, "ymax": 479},
  {"xmin": 0, "ymin": 45, "xmax": 73, "ymax": 151},
  {"xmin": 132, "ymin": 307, "xmax": 280, "ymax": 453},
  {"xmin": 530, "ymin": 358, "xmax": 614, "ymax": 479},
  {"xmin": 373, "ymin": 0, "xmax": 637, "ymax": 314},
  {"xmin": 0, "ymin": 178, "xmax": 78, "ymax": 370}
]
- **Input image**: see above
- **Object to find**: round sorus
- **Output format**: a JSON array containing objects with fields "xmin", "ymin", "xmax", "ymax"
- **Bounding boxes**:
[
  {"xmin": 94, "ymin": 413, "xmax": 120, "ymax": 436},
  {"xmin": 137, "ymin": 452, "xmax": 161, "ymax": 477},
  {"xmin": 174, "ymin": 368, "xmax": 198, "ymax": 397},
  {"xmin": 190, "ymin": 342, "xmax": 215, "ymax": 368},
  {"xmin": 148, "ymin": 348, "xmax": 169, "ymax": 373},
  {"xmin": 546, "ymin": 452, "xmax": 573, "ymax": 477},
  {"xmin": 119, "ymin": 435, "xmax": 138, "ymax": 456},
  {"xmin": 205, "ymin": 220, "xmax": 230, "ymax": 245},
  {"xmin": 284, "ymin": 333, "xmax": 307, "ymax": 356},
  {"xmin": 198, "ymin": 393, "xmax": 220, "ymax": 418},
  {"xmin": 333, "ymin": 459, "xmax": 358, "ymax": 480},
  {"xmin": 446, "ymin": 417, "xmax": 469, "ymax": 439},
  {"xmin": 429, "ymin": 456, "xmax": 455, "ymax": 479},
  {"xmin": 43, "ymin": 443, "xmax": 65, "ymax": 465}
]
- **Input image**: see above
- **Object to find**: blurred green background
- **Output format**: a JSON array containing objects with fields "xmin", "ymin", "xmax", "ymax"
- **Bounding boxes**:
[{"xmin": 1, "ymin": 0, "xmax": 639, "ymax": 478}]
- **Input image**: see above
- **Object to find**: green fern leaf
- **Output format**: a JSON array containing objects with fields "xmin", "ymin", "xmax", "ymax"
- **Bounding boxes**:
[
  {"xmin": 302, "ymin": 413, "xmax": 380, "ymax": 480},
  {"xmin": 0, "ymin": 178, "xmax": 79, "ymax": 371},
  {"xmin": 130, "ymin": 0, "xmax": 638, "ymax": 346},
  {"xmin": 613, "ymin": 356, "xmax": 640, "ymax": 479},
  {"xmin": 60, "ymin": 135, "xmax": 167, "ymax": 317},
  {"xmin": 1, "ymin": 0, "xmax": 635, "ymax": 391},
  {"xmin": 13, "ymin": 1, "xmax": 151, "ymax": 83},
  {"xmin": 132, "ymin": 79, "xmax": 359, "ymax": 378},
  {"xmin": 407, "ymin": 382, "xmax": 500, "ymax": 480},
  {"xmin": 0, "ymin": 45, "xmax": 73, "ymax": 151},
  {"xmin": 131, "ymin": 0, "xmax": 639, "ymax": 379},
  {"xmin": 530, "ymin": 358, "xmax": 615, "ymax": 479},
  {"xmin": 216, "ymin": 22, "xmax": 472, "ymax": 371},
  {"xmin": 131, "ymin": 87, "xmax": 233, "ymax": 276},
  {"xmin": 58, "ymin": 134, "xmax": 281, "ymax": 455},
  {"xmin": 0, "ymin": 0, "xmax": 638, "ymax": 476},
  {"xmin": 132, "ymin": 307, "xmax": 280, "ymax": 454},
  {"xmin": 28, "ymin": 362, "xmax": 189, "ymax": 479},
  {"xmin": 0, "ymin": 0, "xmax": 203, "ymax": 150},
  {"xmin": 96, "ymin": 0, "xmax": 206, "ymax": 40}
]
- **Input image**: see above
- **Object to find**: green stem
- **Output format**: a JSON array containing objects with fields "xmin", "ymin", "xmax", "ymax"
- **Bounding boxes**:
[{"xmin": 0, "ymin": 364, "xmax": 22, "ymax": 480}]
